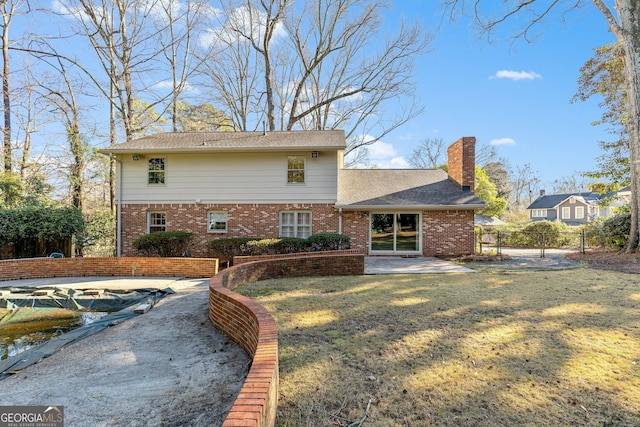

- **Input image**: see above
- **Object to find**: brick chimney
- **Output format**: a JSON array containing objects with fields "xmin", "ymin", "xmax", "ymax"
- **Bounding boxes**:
[
  {"xmin": 447, "ymin": 136, "xmax": 476, "ymax": 192},
  {"xmin": 539, "ymin": 189, "xmax": 546, "ymax": 197}
]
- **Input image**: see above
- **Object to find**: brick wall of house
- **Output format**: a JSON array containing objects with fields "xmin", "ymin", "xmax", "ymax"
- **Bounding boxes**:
[
  {"xmin": 342, "ymin": 209, "xmax": 475, "ymax": 257},
  {"xmin": 340, "ymin": 210, "xmax": 370, "ymax": 253},
  {"xmin": 120, "ymin": 203, "xmax": 339, "ymax": 257},
  {"xmin": 119, "ymin": 204, "xmax": 475, "ymax": 258},
  {"xmin": 423, "ymin": 210, "xmax": 475, "ymax": 256},
  {"xmin": 447, "ymin": 137, "xmax": 476, "ymax": 191}
]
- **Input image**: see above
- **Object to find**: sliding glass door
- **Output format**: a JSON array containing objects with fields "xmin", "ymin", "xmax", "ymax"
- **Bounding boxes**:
[{"xmin": 370, "ymin": 213, "xmax": 420, "ymax": 254}]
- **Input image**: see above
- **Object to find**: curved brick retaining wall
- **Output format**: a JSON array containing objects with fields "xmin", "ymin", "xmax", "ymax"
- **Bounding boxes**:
[
  {"xmin": 209, "ymin": 253, "xmax": 364, "ymax": 427},
  {"xmin": 1, "ymin": 254, "xmax": 364, "ymax": 426}
]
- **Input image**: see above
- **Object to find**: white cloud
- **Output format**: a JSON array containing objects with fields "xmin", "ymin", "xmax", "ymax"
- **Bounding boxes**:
[
  {"xmin": 367, "ymin": 140, "xmax": 398, "ymax": 160},
  {"xmin": 361, "ymin": 139, "xmax": 410, "ymax": 168},
  {"xmin": 153, "ymin": 80, "xmax": 199, "ymax": 94},
  {"xmin": 490, "ymin": 70, "xmax": 542, "ymax": 81},
  {"xmin": 490, "ymin": 137, "xmax": 517, "ymax": 146},
  {"xmin": 373, "ymin": 157, "xmax": 411, "ymax": 169}
]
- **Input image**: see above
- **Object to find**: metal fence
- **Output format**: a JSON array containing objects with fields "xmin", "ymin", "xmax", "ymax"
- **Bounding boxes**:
[{"xmin": 475, "ymin": 230, "xmax": 594, "ymax": 258}]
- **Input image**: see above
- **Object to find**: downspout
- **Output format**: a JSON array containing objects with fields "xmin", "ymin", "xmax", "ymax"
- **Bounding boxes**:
[
  {"xmin": 338, "ymin": 207, "xmax": 342, "ymax": 234},
  {"xmin": 116, "ymin": 156, "xmax": 122, "ymax": 257}
]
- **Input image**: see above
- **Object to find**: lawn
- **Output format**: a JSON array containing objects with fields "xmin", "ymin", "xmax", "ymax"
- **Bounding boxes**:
[{"xmin": 237, "ymin": 269, "xmax": 640, "ymax": 427}]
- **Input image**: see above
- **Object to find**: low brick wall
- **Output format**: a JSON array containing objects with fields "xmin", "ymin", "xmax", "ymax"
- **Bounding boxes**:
[
  {"xmin": 209, "ymin": 254, "xmax": 364, "ymax": 427},
  {"xmin": 0, "ymin": 257, "xmax": 218, "ymax": 281},
  {"xmin": 233, "ymin": 249, "xmax": 363, "ymax": 265}
]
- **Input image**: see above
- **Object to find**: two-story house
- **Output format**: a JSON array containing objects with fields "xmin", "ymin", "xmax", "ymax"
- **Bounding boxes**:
[
  {"xmin": 526, "ymin": 190, "xmax": 612, "ymax": 225},
  {"xmin": 100, "ymin": 131, "xmax": 485, "ymax": 258}
]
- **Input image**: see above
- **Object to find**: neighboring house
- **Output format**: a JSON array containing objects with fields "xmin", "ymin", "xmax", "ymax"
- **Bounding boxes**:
[
  {"xmin": 526, "ymin": 190, "xmax": 614, "ymax": 226},
  {"xmin": 100, "ymin": 131, "xmax": 485, "ymax": 258}
]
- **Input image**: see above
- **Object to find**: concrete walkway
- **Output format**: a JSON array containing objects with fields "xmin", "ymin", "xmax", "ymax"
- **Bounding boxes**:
[{"xmin": 364, "ymin": 256, "xmax": 475, "ymax": 274}]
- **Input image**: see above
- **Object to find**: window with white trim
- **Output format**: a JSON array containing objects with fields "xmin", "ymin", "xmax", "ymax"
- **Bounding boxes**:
[
  {"xmin": 575, "ymin": 206, "xmax": 584, "ymax": 219},
  {"xmin": 208, "ymin": 211, "xmax": 228, "ymax": 233},
  {"xmin": 148, "ymin": 211, "xmax": 167, "ymax": 233},
  {"xmin": 287, "ymin": 155, "xmax": 305, "ymax": 184},
  {"xmin": 562, "ymin": 207, "xmax": 571, "ymax": 219},
  {"xmin": 148, "ymin": 158, "xmax": 166, "ymax": 185},
  {"xmin": 531, "ymin": 209, "xmax": 547, "ymax": 218},
  {"xmin": 280, "ymin": 211, "xmax": 311, "ymax": 238}
]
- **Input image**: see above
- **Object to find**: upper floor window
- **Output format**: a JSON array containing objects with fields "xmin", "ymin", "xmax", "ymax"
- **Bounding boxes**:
[
  {"xmin": 562, "ymin": 207, "xmax": 571, "ymax": 219},
  {"xmin": 280, "ymin": 211, "xmax": 311, "ymax": 238},
  {"xmin": 531, "ymin": 209, "xmax": 547, "ymax": 218},
  {"xmin": 148, "ymin": 211, "xmax": 167, "ymax": 233},
  {"xmin": 208, "ymin": 211, "xmax": 228, "ymax": 233},
  {"xmin": 287, "ymin": 155, "xmax": 305, "ymax": 184},
  {"xmin": 148, "ymin": 158, "xmax": 165, "ymax": 185}
]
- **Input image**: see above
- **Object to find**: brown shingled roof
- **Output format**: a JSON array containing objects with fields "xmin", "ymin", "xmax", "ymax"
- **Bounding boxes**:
[
  {"xmin": 99, "ymin": 130, "xmax": 346, "ymax": 153},
  {"xmin": 337, "ymin": 169, "xmax": 485, "ymax": 209}
]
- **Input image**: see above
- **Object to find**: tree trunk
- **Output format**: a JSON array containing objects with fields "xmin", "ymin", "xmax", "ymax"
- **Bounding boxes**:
[
  {"xmin": 2, "ymin": 12, "xmax": 11, "ymax": 173},
  {"xmin": 615, "ymin": 0, "xmax": 640, "ymax": 252},
  {"xmin": 69, "ymin": 126, "xmax": 83, "ymax": 212}
]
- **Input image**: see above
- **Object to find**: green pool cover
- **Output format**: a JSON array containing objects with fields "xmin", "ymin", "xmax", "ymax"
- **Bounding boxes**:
[{"xmin": 0, "ymin": 287, "xmax": 173, "ymax": 380}]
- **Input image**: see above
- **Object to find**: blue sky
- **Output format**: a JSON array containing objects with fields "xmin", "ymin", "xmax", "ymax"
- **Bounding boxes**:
[{"xmin": 367, "ymin": 1, "xmax": 617, "ymax": 189}]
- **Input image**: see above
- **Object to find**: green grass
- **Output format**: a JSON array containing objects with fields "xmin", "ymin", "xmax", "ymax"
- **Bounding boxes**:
[{"xmin": 238, "ymin": 269, "xmax": 640, "ymax": 426}]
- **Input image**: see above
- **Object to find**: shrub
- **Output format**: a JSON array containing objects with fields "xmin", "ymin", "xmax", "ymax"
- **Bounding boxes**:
[
  {"xmin": 208, "ymin": 237, "xmax": 256, "ymax": 261},
  {"xmin": 246, "ymin": 237, "xmax": 309, "ymax": 255},
  {"xmin": 133, "ymin": 231, "xmax": 193, "ymax": 257},
  {"xmin": 208, "ymin": 233, "xmax": 351, "ymax": 264},
  {"xmin": 306, "ymin": 233, "xmax": 350, "ymax": 251},
  {"xmin": 581, "ymin": 220, "xmax": 607, "ymax": 249},
  {"xmin": 75, "ymin": 210, "xmax": 116, "ymax": 257},
  {"xmin": 499, "ymin": 220, "xmax": 574, "ymax": 248},
  {"xmin": 601, "ymin": 213, "xmax": 631, "ymax": 249}
]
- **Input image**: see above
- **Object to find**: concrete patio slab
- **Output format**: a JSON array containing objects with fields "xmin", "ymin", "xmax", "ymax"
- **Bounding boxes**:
[{"xmin": 364, "ymin": 256, "xmax": 475, "ymax": 274}]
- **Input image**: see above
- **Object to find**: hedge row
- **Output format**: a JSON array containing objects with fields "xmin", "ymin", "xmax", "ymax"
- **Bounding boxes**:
[
  {"xmin": 132, "ymin": 231, "xmax": 194, "ymax": 257},
  {"xmin": 208, "ymin": 233, "xmax": 350, "ymax": 263},
  {"xmin": 478, "ymin": 214, "xmax": 632, "ymax": 250}
]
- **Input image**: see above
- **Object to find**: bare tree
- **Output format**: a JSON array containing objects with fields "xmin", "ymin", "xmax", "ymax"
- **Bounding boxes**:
[
  {"xmin": 12, "ymin": 67, "xmax": 53, "ymax": 182},
  {"xmin": 1, "ymin": 0, "xmax": 16, "ymax": 173},
  {"xmin": 408, "ymin": 137, "xmax": 446, "ymax": 168},
  {"xmin": 441, "ymin": 0, "xmax": 640, "ymax": 251},
  {"xmin": 1, "ymin": 0, "xmax": 31, "ymax": 175},
  {"xmin": 152, "ymin": 0, "xmax": 209, "ymax": 132},
  {"xmin": 550, "ymin": 175, "xmax": 590, "ymax": 195},
  {"xmin": 201, "ymin": 0, "xmax": 429, "ymax": 155},
  {"xmin": 37, "ymin": 56, "xmax": 85, "ymax": 211},
  {"xmin": 56, "ymin": 0, "xmax": 170, "ymax": 141},
  {"xmin": 199, "ymin": 0, "xmax": 277, "ymax": 131},
  {"xmin": 510, "ymin": 163, "xmax": 541, "ymax": 210}
]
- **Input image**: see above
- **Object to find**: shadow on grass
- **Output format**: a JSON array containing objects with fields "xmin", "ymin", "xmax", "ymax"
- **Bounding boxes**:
[{"xmin": 238, "ymin": 269, "xmax": 640, "ymax": 427}]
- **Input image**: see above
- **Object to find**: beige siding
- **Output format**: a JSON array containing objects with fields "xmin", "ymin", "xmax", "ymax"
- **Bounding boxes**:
[{"xmin": 118, "ymin": 151, "xmax": 339, "ymax": 203}]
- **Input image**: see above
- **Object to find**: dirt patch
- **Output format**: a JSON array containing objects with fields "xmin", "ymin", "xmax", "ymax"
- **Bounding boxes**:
[
  {"xmin": 452, "ymin": 248, "xmax": 582, "ymax": 271},
  {"xmin": 566, "ymin": 250, "xmax": 640, "ymax": 274},
  {"xmin": 449, "ymin": 253, "xmax": 513, "ymax": 263},
  {"xmin": 0, "ymin": 280, "xmax": 250, "ymax": 426}
]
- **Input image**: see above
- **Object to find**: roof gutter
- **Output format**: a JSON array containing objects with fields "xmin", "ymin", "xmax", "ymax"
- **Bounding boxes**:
[
  {"xmin": 97, "ymin": 146, "xmax": 346, "ymax": 155},
  {"xmin": 334, "ymin": 204, "xmax": 486, "ymax": 210}
]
